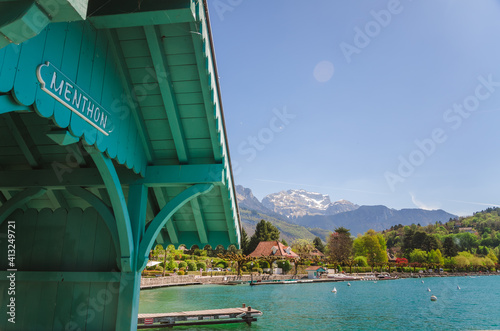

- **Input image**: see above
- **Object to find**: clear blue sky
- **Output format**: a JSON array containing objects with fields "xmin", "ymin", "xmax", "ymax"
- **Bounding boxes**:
[{"xmin": 208, "ymin": 0, "xmax": 500, "ymax": 217}]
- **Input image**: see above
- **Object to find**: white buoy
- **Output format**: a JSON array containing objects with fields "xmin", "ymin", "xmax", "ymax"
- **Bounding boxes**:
[
  {"xmin": 347, "ymin": 282, "xmax": 351, "ymax": 286},
  {"xmin": 457, "ymin": 285, "xmax": 461, "ymax": 290},
  {"xmin": 421, "ymin": 280, "xmax": 424, "ymax": 284},
  {"xmin": 331, "ymin": 287, "xmax": 337, "ymax": 293},
  {"xmin": 430, "ymin": 295, "xmax": 437, "ymax": 301},
  {"xmin": 427, "ymin": 288, "xmax": 431, "ymax": 292}
]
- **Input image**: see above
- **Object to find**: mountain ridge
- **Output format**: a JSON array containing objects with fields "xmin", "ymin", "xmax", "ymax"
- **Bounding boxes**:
[{"xmin": 236, "ymin": 185, "xmax": 457, "ymax": 239}]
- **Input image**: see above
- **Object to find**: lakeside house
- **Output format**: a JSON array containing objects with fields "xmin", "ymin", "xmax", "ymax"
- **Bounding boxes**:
[
  {"xmin": 305, "ymin": 266, "xmax": 327, "ymax": 279},
  {"xmin": 249, "ymin": 241, "xmax": 299, "ymax": 258}
]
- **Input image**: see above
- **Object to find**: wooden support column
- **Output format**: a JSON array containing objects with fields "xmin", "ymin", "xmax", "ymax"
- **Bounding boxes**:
[{"xmin": 114, "ymin": 184, "xmax": 147, "ymax": 331}]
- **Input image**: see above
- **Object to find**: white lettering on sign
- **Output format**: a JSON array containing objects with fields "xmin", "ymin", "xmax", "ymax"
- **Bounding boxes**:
[{"xmin": 37, "ymin": 62, "xmax": 112, "ymax": 136}]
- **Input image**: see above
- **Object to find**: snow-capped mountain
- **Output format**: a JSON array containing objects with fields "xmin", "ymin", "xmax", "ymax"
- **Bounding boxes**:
[{"xmin": 262, "ymin": 189, "xmax": 359, "ymax": 218}]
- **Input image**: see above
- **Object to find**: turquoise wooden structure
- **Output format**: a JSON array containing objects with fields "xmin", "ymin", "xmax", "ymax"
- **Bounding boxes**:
[{"xmin": 0, "ymin": 0, "xmax": 241, "ymax": 330}]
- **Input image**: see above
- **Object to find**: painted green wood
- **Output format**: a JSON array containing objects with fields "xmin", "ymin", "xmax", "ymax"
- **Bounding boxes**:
[
  {"xmin": 75, "ymin": 208, "xmax": 98, "ymax": 271},
  {"xmin": 4, "ymin": 113, "xmax": 40, "ymax": 167},
  {"xmin": 66, "ymin": 186, "xmax": 120, "ymax": 256},
  {"xmin": 173, "ymin": 80, "xmax": 202, "ymax": 94},
  {"xmin": 34, "ymin": 23, "xmax": 67, "ymax": 119},
  {"xmin": 45, "ymin": 208, "xmax": 68, "ymax": 269},
  {"xmin": 138, "ymin": 183, "xmax": 214, "ymax": 270},
  {"xmin": 83, "ymin": 29, "xmax": 107, "ymax": 145},
  {"xmin": 190, "ymin": 21, "xmax": 222, "ymax": 162},
  {"xmin": 145, "ymin": 120, "xmax": 173, "ymax": 140},
  {"xmin": 89, "ymin": 7, "xmax": 196, "ymax": 29},
  {"xmin": 0, "ymin": 94, "xmax": 30, "ymax": 114},
  {"xmin": 0, "ymin": 44, "xmax": 20, "ymax": 93},
  {"xmin": 53, "ymin": 22, "xmax": 83, "ymax": 129},
  {"xmin": 61, "ymin": 208, "xmax": 84, "ymax": 270},
  {"xmin": 53, "ymin": 282, "xmax": 75, "ymax": 330},
  {"xmin": 0, "ymin": 187, "xmax": 46, "ymax": 226},
  {"xmin": 30, "ymin": 208, "xmax": 53, "ymax": 270},
  {"xmin": 69, "ymin": 281, "xmax": 91, "ymax": 330},
  {"xmin": 0, "ymin": 2, "xmax": 50, "ymax": 46},
  {"xmin": 163, "ymin": 36, "xmax": 195, "ymax": 55},
  {"xmin": 36, "ymin": 281, "xmax": 59, "ymax": 329},
  {"xmin": 116, "ymin": 27, "xmax": 146, "ymax": 41},
  {"xmin": 87, "ymin": 146, "xmax": 133, "ymax": 272},
  {"xmin": 12, "ymin": 28, "xmax": 47, "ymax": 106},
  {"xmin": 176, "ymin": 92, "xmax": 204, "ymax": 105},
  {"xmin": 127, "ymin": 184, "xmax": 148, "ymax": 260},
  {"xmin": 145, "ymin": 25, "xmax": 189, "ymax": 164},
  {"xmin": 125, "ymin": 56, "xmax": 153, "ymax": 69},
  {"xmin": 69, "ymin": 22, "xmax": 97, "ymax": 139},
  {"xmin": 107, "ymin": 29, "xmax": 153, "ymax": 170},
  {"xmin": 114, "ymin": 271, "xmax": 141, "ymax": 331},
  {"xmin": 97, "ymin": 32, "xmax": 118, "ymax": 156},
  {"xmin": 164, "ymin": 53, "xmax": 197, "ymax": 66},
  {"xmin": 0, "ymin": 271, "xmax": 121, "ymax": 282}
]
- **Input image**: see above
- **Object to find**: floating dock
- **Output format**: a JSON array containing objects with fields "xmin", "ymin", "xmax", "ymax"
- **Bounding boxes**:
[{"xmin": 138, "ymin": 305, "xmax": 262, "ymax": 329}]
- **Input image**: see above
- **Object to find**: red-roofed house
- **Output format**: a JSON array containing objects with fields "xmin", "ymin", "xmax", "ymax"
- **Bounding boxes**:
[{"xmin": 249, "ymin": 241, "xmax": 299, "ymax": 258}]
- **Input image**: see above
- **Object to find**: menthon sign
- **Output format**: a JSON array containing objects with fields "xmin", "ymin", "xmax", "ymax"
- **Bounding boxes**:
[{"xmin": 37, "ymin": 62, "xmax": 113, "ymax": 136}]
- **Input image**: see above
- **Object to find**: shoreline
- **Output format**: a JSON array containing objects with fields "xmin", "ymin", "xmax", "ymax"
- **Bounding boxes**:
[{"xmin": 140, "ymin": 271, "xmax": 499, "ymax": 289}]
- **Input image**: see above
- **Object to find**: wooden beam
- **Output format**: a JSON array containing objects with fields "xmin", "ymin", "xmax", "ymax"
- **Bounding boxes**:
[
  {"xmin": 220, "ymin": 186, "xmax": 239, "ymax": 247},
  {"xmin": 153, "ymin": 187, "xmax": 179, "ymax": 244},
  {"xmin": 0, "ymin": 164, "xmax": 224, "ymax": 189},
  {"xmin": 0, "ymin": 271, "xmax": 121, "ymax": 282},
  {"xmin": 166, "ymin": 217, "xmax": 179, "ymax": 244},
  {"xmin": 46, "ymin": 189, "xmax": 70, "ymax": 210},
  {"xmin": 89, "ymin": 4, "xmax": 195, "ymax": 29},
  {"xmin": 144, "ymin": 25, "xmax": 189, "ymax": 164},
  {"xmin": 137, "ymin": 183, "xmax": 214, "ymax": 270},
  {"xmin": 0, "ymin": 187, "xmax": 46, "ymax": 226},
  {"xmin": 190, "ymin": 20, "xmax": 222, "ymax": 162},
  {"xmin": 191, "ymin": 197, "xmax": 208, "ymax": 244},
  {"xmin": 85, "ymin": 146, "xmax": 134, "ymax": 272},
  {"xmin": 4, "ymin": 113, "xmax": 41, "ymax": 168},
  {"xmin": 106, "ymin": 29, "xmax": 154, "ymax": 164}
]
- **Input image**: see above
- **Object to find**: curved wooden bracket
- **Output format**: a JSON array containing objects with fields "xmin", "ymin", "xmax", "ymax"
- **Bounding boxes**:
[
  {"xmin": 0, "ymin": 187, "xmax": 46, "ymax": 226},
  {"xmin": 85, "ymin": 145, "xmax": 134, "ymax": 272},
  {"xmin": 137, "ymin": 183, "xmax": 214, "ymax": 270}
]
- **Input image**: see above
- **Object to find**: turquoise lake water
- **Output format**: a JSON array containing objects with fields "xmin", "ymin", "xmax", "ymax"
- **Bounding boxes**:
[{"xmin": 139, "ymin": 276, "xmax": 500, "ymax": 330}]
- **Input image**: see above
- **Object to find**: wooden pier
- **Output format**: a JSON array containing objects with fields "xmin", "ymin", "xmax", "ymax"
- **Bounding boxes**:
[{"xmin": 138, "ymin": 304, "xmax": 262, "ymax": 329}]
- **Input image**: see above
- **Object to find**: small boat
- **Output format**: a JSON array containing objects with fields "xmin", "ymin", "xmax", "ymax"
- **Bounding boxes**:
[
  {"xmin": 331, "ymin": 287, "xmax": 337, "ymax": 293},
  {"xmin": 427, "ymin": 288, "xmax": 431, "ymax": 292},
  {"xmin": 347, "ymin": 282, "xmax": 351, "ymax": 286},
  {"xmin": 373, "ymin": 281, "xmax": 377, "ymax": 284},
  {"xmin": 430, "ymin": 295, "xmax": 437, "ymax": 301}
]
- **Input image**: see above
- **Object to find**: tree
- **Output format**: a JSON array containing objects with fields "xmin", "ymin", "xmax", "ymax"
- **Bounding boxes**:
[
  {"xmin": 312, "ymin": 236, "xmax": 325, "ymax": 253},
  {"xmin": 328, "ymin": 227, "xmax": 353, "ymax": 264},
  {"xmin": 443, "ymin": 236, "xmax": 458, "ymax": 257},
  {"xmin": 277, "ymin": 260, "xmax": 292, "ymax": 274},
  {"xmin": 358, "ymin": 229, "xmax": 388, "ymax": 270},
  {"xmin": 409, "ymin": 249, "xmax": 428, "ymax": 264},
  {"xmin": 247, "ymin": 220, "xmax": 280, "ymax": 254},
  {"xmin": 240, "ymin": 227, "xmax": 250, "ymax": 255},
  {"xmin": 291, "ymin": 239, "xmax": 314, "ymax": 259}
]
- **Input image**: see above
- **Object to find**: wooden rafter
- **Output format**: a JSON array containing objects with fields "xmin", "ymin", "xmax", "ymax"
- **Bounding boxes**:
[
  {"xmin": 144, "ymin": 25, "xmax": 189, "ymax": 164},
  {"xmin": 4, "ymin": 113, "xmax": 40, "ymax": 168}
]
